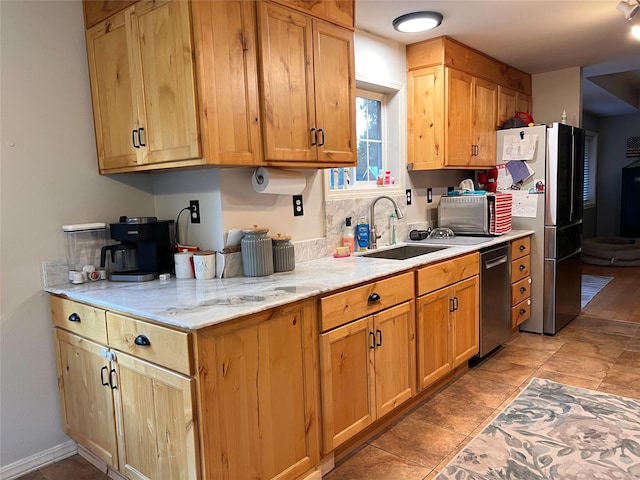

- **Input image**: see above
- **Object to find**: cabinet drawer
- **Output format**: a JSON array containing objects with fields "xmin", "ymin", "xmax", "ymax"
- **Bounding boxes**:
[
  {"xmin": 107, "ymin": 313, "xmax": 192, "ymax": 375},
  {"xmin": 511, "ymin": 276, "xmax": 531, "ymax": 305},
  {"xmin": 511, "ymin": 236, "xmax": 530, "ymax": 260},
  {"xmin": 511, "ymin": 298, "xmax": 531, "ymax": 328},
  {"xmin": 320, "ymin": 271, "xmax": 414, "ymax": 332},
  {"xmin": 416, "ymin": 252, "xmax": 479, "ymax": 296},
  {"xmin": 511, "ymin": 254, "xmax": 530, "ymax": 283},
  {"xmin": 51, "ymin": 296, "xmax": 107, "ymax": 344}
]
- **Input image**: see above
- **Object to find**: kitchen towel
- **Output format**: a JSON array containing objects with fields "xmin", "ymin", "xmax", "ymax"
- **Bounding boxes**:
[{"xmin": 251, "ymin": 167, "xmax": 306, "ymax": 195}]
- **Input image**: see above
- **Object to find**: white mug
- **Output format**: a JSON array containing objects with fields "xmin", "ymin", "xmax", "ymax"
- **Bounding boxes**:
[
  {"xmin": 193, "ymin": 251, "xmax": 215, "ymax": 280},
  {"xmin": 174, "ymin": 252, "xmax": 194, "ymax": 279}
]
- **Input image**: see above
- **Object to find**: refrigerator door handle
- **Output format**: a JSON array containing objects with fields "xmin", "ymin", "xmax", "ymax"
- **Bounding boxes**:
[{"xmin": 569, "ymin": 133, "xmax": 576, "ymax": 222}]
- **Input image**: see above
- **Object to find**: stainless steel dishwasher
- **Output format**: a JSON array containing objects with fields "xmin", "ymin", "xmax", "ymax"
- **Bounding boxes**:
[{"xmin": 478, "ymin": 244, "xmax": 511, "ymax": 358}]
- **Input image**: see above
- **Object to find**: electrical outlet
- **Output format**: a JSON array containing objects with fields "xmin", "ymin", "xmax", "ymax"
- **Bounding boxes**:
[
  {"xmin": 292, "ymin": 195, "xmax": 304, "ymax": 216},
  {"xmin": 427, "ymin": 188, "xmax": 433, "ymax": 203},
  {"xmin": 189, "ymin": 200, "xmax": 201, "ymax": 223},
  {"xmin": 406, "ymin": 188, "xmax": 412, "ymax": 205}
]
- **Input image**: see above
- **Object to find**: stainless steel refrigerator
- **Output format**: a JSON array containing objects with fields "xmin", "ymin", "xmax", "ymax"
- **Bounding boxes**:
[{"xmin": 497, "ymin": 123, "xmax": 585, "ymax": 334}]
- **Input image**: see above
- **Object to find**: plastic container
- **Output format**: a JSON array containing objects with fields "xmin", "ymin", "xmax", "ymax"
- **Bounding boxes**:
[
  {"xmin": 272, "ymin": 234, "xmax": 295, "ymax": 272},
  {"xmin": 356, "ymin": 217, "xmax": 369, "ymax": 251},
  {"xmin": 389, "ymin": 212, "xmax": 397, "ymax": 245},
  {"xmin": 342, "ymin": 217, "xmax": 355, "ymax": 253},
  {"xmin": 241, "ymin": 226, "xmax": 274, "ymax": 277},
  {"xmin": 62, "ymin": 223, "xmax": 107, "ymax": 277}
]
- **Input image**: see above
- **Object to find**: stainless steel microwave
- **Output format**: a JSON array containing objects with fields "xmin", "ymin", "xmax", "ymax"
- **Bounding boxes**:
[{"xmin": 438, "ymin": 194, "xmax": 513, "ymax": 236}]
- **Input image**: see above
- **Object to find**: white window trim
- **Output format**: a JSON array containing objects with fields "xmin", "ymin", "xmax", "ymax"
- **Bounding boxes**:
[{"xmin": 325, "ymin": 81, "xmax": 403, "ymax": 198}]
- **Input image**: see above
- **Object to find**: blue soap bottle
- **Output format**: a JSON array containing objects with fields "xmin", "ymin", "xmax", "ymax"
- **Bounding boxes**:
[{"xmin": 356, "ymin": 217, "xmax": 369, "ymax": 251}]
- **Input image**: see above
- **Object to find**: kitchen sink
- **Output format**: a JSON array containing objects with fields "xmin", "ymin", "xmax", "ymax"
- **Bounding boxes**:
[{"xmin": 360, "ymin": 244, "xmax": 449, "ymax": 260}]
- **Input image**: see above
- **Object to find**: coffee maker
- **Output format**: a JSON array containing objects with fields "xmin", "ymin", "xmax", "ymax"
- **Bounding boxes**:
[{"xmin": 101, "ymin": 216, "xmax": 174, "ymax": 281}]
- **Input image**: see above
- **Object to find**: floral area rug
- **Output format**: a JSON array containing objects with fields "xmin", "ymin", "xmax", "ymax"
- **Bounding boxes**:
[{"xmin": 436, "ymin": 378, "xmax": 640, "ymax": 479}]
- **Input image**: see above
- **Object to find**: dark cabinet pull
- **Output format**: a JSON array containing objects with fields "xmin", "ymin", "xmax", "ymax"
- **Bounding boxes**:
[
  {"xmin": 100, "ymin": 366, "xmax": 109, "ymax": 386},
  {"xmin": 449, "ymin": 298, "xmax": 455, "ymax": 313},
  {"xmin": 132, "ymin": 129, "xmax": 139, "ymax": 148},
  {"xmin": 310, "ymin": 127, "xmax": 317, "ymax": 146},
  {"xmin": 109, "ymin": 369, "xmax": 117, "ymax": 390},
  {"xmin": 138, "ymin": 127, "xmax": 146, "ymax": 146},
  {"xmin": 454, "ymin": 296, "xmax": 459, "ymax": 311},
  {"xmin": 520, "ymin": 286, "xmax": 527, "ymax": 293},
  {"xmin": 520, "ymin": 308, "xmax": 527, "ymax": 315},
  {"xmin": 368, "ymin": 293, "xmax": 381, "ymax": 303},
  {"xmin": 376, "ymin": 329, "xmax": 382, "ymax": 347},
  {"xmin": 519, "ymin": 264, "xmax": 526, "ymax": 271},
  {"xmin": 134, "ymin": 334, "xmax": 151, "ymax": 346},
  {"xmin": 68, "ymin": 313, "xmax": 81, "ymax": 322},
  {"xmin": 519, "ymin": 245, "xmax": 526, "ymax": 251},
  {"xmin": 318, "ymin": 128, "xmax": 325, "ymax": 146},
  {"xmin": 369, "ymin": 331, "xmax": 376, "ymax": 349}
]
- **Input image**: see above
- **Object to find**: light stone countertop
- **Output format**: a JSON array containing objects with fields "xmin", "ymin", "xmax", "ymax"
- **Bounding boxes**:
[{"xmin": 45, "ymin": 230, "xmax": 534, "ymax": 330}]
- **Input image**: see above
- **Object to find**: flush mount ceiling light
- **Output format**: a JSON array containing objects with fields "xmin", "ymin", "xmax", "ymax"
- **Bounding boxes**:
[
  {"xmin": 392, "ymin": 11, "xmax": 443, "ymax": 33},
  {"xmin": 616, "ymin": 0, "xmax": 640, "ymax": 20}
]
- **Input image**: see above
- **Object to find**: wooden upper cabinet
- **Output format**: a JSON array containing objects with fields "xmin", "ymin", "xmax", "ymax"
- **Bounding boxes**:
[
  {"xmin": 86, "ymin": 0, "xmax": 201, "ymax": 173},
  {"xmin": 258, "ymin": 1, "xmax": 356, "ymax": 166},
  {"xmin": 407, "ymin": 36, "xmax": 530, "ymax": 171},
  {"xmin": 270, "ymin": 0, "xmax": 355, "ymax": 29},
  {"xmin": 191, "ymin": 0, "xmax": 263, "ymax": 166},
  {"xmin": 83, "ymin": 0, "xmax": 136, "ymax": 28}
]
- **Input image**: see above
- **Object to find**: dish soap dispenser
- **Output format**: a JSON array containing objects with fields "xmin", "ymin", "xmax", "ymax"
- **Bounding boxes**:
[
  {"xmin": 342, "ymin": 217, "xmax": 355, "ymax": 253},
  {"xmin": 356, "ymin": 217, "xmax": 369, "ymax": 251}
]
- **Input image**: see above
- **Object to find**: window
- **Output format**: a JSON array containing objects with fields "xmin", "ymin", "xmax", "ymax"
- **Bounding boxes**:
[
  {"xmin": 326, "ymin": 87, "xmax": 401, "ymax": 194},
  {"xmin": 583, "ymin": 131, "xmax": 597, "ymax": 207}
]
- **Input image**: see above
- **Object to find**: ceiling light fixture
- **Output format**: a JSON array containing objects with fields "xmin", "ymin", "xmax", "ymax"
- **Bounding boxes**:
[
  {"xmin": 616, "ymin": 0, "xmax": 640, "ymax": 20},
  {"xmin": 632, "ymin": 25, "xmax": 640, "ymax": 39},
  {"xmin": 392, "ymin": 11, "xmax": 443, "ymax": 33}
]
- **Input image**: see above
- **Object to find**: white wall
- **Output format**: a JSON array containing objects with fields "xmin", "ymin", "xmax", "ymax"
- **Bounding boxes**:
[
  {"xmin": 532, "ymin": 67, "xmax": 583, "ymax": 127},
  {"xmin": 0, "ymin": 0, "xmax": 155, "ymax": 470}
]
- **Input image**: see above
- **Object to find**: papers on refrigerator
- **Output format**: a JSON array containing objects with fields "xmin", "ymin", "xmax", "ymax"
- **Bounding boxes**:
[
  {"xmin": 511, "ymin": 191, "xmax": 538, "ymax": 218},
  {"xmin": 501, "ymin": 134, "xmax": 539, "ymax": 161}
]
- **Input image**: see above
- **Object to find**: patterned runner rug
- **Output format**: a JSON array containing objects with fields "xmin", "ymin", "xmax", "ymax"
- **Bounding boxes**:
[
  {"xmin": 582, "ymin": 275, "xmax": 613, "ymax": 308},
  {"xmin": 436, "ymin": 378, "xmax": 640, "ymax": 479}
]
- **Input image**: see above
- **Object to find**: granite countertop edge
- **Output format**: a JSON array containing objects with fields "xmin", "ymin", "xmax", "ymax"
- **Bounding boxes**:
[{"xmin": 45, "ymin": 230, "xmax": 534, "ymax": 330}]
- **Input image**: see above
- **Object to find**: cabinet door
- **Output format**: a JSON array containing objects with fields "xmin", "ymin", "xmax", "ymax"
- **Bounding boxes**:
[
  {"xmin": 86, "ymin": 11, "xmax": 139, "ymax": 171},
  {"xmin": 407, "ymin": 66, "xmax": 444, "ymax": 170},
  {"xmin": 197, "ymin": 303, "xmax": 319, "ymax": 479},
  {"xmin": 258, "ymin": 2, "xmax": 316, "ymax": 163},
  {"xmin": 191, "ymin": 0, "xmax": 263, "ymax": 166},
  {"xmin": 373, "ymin": 301, "xmax": 415, "ymax": 418},
  {"xmin": 313, "ymin": 19, "xmax": 356, "ymax": 163},
  {"xmin": 451, "ymin": 276, "xmax": 480, "ymax": 367},
  {"xmin": 471, "ymin": 77, "xmax": 497, "ymax": 166},
  {"xmin": 270, "ymin": 0, "xmax": 355, "ymax": 29},
  {"xmin": 128, "ymin": 0, "xmax": 200, "ymax": 165},
  {"xmin": 54, "ymin": 329, "xmax": 119, "ymax": 468},
  {"xmin": 516, "ymin": 92, "xmax": 532, "ymax": 117},
  {"xmin": 320, "ymin": 316, "xmax": 375, "ymax": 453},
  {"xmin": 445, "ymin": 68, "xmax": 474, "ymax": 167},
  {"xmin": 416, "ymin": 288, "xmax": 452, "ymax": 390},
  {"xmin": 114, "ymin": 352, "xmax": 199, "ymax": 480},
  {"xmin": 497, "ymin": 85, "xmax": 517, "ymax": 128}
]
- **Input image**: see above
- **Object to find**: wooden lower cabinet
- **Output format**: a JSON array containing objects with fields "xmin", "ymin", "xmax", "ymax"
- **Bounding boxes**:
[
  {"xmin": 194, "ymin": 300, "xmax": 319, "ymax": 480},
  {"xmin": 114, "ymin": 353, "xmax": 198, "ymax": 480},
  {"xmin": 416, "ymin": 254, "xmax": 479, "ymax": 390},
  {"xmin": 54, "ymin": 328, "xmax": 119, "ymax": 468},
  {"xmin": 320, "ymin": 300, "xmax": 415, "ymax": 453}
]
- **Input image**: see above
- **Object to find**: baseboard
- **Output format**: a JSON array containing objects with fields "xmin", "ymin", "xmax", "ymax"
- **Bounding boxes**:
[{"xmin": 0, "ymin": 440, "xmax": 77, "ymax": 480}]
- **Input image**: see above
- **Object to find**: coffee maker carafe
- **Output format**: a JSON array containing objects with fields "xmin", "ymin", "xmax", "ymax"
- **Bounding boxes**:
[{"xmin": 101, "ymin": 216, "xmax": 174, "ymax": 282}]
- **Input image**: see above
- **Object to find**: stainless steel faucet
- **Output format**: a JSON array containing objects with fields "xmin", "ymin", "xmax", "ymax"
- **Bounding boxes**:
[{"xmin": 369, "ymin": 196, "xmax": 404, "ymax": 249}]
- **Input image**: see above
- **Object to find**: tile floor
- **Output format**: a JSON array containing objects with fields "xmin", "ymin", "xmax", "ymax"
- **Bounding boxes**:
[{"xmin": 16, "ymin": 265, "xmax": 640, "ymax": 480}]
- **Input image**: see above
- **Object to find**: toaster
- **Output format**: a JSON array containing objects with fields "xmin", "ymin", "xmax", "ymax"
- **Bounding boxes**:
[{"xmin": 438, "ymin": 194, "xmax": 512, "ymax": 235}]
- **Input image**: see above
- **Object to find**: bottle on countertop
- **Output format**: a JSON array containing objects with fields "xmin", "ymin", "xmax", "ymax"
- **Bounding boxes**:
[
  {"xmin": 389, "ymin": 212, "xmax": 397, "ymax": 246},
  {"xmin": 356, "ymin": 216, "xmax": 369, "ymax": 251},
  {"xmin": 342, "ymin": 217, "xmax": 355, "ymax": 253},
  {"xmin": 560, "ymin": 110, "xmax": 568, "ymax": 124}
]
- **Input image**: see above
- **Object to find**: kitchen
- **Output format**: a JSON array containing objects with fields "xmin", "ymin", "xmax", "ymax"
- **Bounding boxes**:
[{"xmin": 2, "ymin": 1, "xmax": 640, "ymax": 479}]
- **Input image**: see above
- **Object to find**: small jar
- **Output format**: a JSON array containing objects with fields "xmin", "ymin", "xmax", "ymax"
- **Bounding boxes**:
[
  {"xmin": 272, "ymin": 234, "xmax": 295, "ymax": 272},
  {"xmin": 241, "ymin": 226, "xmax": 273, "ymax": 277}
]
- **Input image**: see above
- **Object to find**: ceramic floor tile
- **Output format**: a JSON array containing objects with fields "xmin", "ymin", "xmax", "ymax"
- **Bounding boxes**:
[
  {"xmin": 616, "ymin": 349, "xmax": 640, "ymax": 368},
  {"xmin": 467, "ymin": 357, "xmax": 537, "ymax": 387},
  {"xmin": 556, "ymin": 329, "xmax": 631, "ymax": 349},
  {"xmin": 323, "ymin": 444, "xmax": 431, "ymax": 480},
  {"xmin": 409, "ymin": 390, "xmax": 496, "ymax": 436},
  {"xmin": 565, "ymin": 316, "xmax": 639, "ymax": 337},
  {"xmin": 555, "ymin": 340, "xmax": 625, "ymax": 363},
  {"xmin": 38, "ymin": 455, "xmax": 108, "ymax": 480},
  {"xmin": 488, "ymin": 346, "xmax": 556, "ymax": 368},
  {"xmin": 369, "ymin": 415, "xmax": 466, "ymax": 469},
  {"xmin": 530, "ymin": 368, "xmax": 603, "ymax": 390},
  {"xmin": 540, "ymin": 351, "xmax": 612, "ymax": 380},
  {"xmin": 600, "ymin": 362, "xmax": 640, "ymax": 385},
  {"xmin": 436, "ymin": 374, "xmax": 517, "ymax": 409},
  {"xmin": 597, "ymin": 381, "xmax": 640, "ymax": 399},
  {"xmin": 504, "ymin": 332, "xmax": 567, "ymax": 351},
  {"xmin": 624, "ymin": 336, "xmax": 640, "ymax": 351}
]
